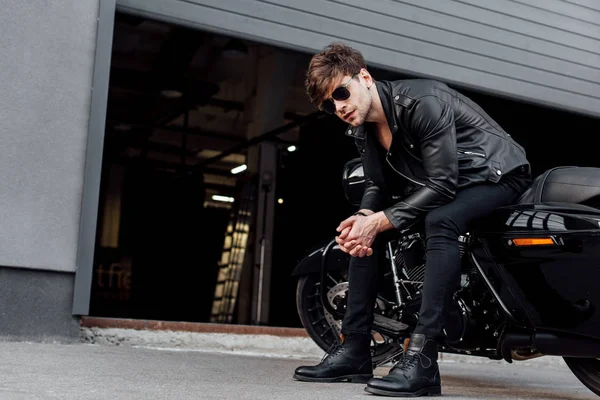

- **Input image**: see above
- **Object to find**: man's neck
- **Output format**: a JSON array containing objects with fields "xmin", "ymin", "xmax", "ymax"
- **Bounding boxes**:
[{"xmin": 365, "ymin": 84, "xmax": 387, "ymax": 127}]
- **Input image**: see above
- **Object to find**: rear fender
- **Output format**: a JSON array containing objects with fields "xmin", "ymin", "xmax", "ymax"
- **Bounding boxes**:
[{"xmin": 291, "ymin": 241, "xmax": 350, "ymax": 277}]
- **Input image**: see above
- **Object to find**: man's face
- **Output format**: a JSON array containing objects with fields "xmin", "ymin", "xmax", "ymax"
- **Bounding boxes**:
[{"xmin": 321, "ymin": 73, "xmax": 372, "ymax": 127}]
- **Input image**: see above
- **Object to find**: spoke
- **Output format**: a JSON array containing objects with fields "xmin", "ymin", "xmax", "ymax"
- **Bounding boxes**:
[
  {"xmin": 308, "ymin": 282, "xmax": 322, "ymax": 299},
  {"xmin": 319, "ymin": 326, "xmax": 333, "ymax": 338},
  {"xmin": 327, "ymin": 273, "xmax": 339, "ymax": 285}
]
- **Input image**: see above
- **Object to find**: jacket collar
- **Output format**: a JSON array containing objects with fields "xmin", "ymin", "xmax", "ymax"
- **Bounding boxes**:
[{"xmin": 344, "ymin": 80, "xmax": 396, "ymax": 140}]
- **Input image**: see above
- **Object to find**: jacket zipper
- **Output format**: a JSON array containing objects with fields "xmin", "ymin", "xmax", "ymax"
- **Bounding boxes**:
[
  {"xmin": 457, "ymin": 149, "xmax": 486, "ymax": 158},
  {"xmin": 386, "ymin": 156, "xmax": 425, "ymax": 187}
]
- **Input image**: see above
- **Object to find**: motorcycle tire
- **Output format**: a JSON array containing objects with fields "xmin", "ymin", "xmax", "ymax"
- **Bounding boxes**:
[
  {"xmin": 564, "ymin": 357, "xmax": 600, "ymax": 397},
  {"xmin": 296, "ymin": 273, "xmax": 404, "ymax": 368}
]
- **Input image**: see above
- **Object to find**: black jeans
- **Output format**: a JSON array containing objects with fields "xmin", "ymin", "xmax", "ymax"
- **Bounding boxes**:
[{"xmin": 340, "ymin": 171, "xmax": 531, "ymax": 339}]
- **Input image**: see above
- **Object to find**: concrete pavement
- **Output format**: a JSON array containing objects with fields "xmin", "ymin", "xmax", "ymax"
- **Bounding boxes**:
[{"xmin": 0, "ymin": 340, "xmax": 597, "ymax": 399}]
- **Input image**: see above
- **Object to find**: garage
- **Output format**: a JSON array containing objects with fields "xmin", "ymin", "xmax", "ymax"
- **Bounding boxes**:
[{"xmin": 2, "ymin": 0, "xmax": 597, "ymax": 340}]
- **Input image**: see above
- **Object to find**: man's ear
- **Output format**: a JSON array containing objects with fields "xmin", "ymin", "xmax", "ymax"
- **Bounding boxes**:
[{"xmin": 360, "ymin": 68, "xmax": 373, "ymax": 87}]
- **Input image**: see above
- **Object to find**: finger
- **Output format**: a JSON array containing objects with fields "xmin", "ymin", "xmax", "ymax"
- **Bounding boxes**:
[
  {"xmin": 366, "ymin": 247, "xmax": 374, "ymax": 256},
  {"xmin": 358, "ymin": 246, "xmax": 368, "ymax": 258},
  {"xmin": 336, "ymin": 217, "xmax": 355, "ymax": 232},
  {"xmin": 338, "ymin": 244, "xmax": 349, "ymax": 253},
  {"xmin": 338, "ymin": 226, "xmax": 352, "ymax": 240},
  {"xmin": 344, "ymin": 240, "xmax": 357, "ymax": 249},
  {"xmin": 354, "ymin": 245, "xmax": 363, "ymax": 257},
  {"xmin": 349, "ymin": 246, "xmax": 360, "ymax": 257}
]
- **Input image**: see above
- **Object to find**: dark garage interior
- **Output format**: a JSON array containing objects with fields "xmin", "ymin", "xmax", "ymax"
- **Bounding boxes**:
[{"xmin": 88, "ymin": 11, "xmax": 600, "ymax": 329}]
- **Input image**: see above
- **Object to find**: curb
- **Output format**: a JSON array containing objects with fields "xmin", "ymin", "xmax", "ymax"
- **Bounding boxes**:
[
  {"xmin": 80, "ymin": 327, "xmax": 324, "ymax": 360},
  {"xmin": 80, "ymin": 316, "xmax": 308, "ymax": 338},
  {"xmin": 80, "ymin": 324, "xmax": 567, "ymax": 369}
]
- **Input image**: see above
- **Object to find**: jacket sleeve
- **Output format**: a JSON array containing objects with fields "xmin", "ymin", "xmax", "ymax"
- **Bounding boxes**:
[
  {"xmin": 352, "ymin": 138, "xmax": 387, "ymax": 212},
  {"xmin": 359, "ymin": 175, "xmax": 386, "ymax": 212},
  {"xmin": 383, "ymin": 96, "xmax": 458, "ymax": 230}
]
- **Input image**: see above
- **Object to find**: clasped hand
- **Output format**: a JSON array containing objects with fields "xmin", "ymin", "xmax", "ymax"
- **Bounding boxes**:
[{"xmin": 335, "ymin": 213, "xmax": 380, "ymax": 258}]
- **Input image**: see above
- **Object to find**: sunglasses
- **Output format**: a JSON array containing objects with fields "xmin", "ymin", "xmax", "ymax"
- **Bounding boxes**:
[{"xmin": 320, "ymin": 73, "xmax": 357, "ymax": 114}]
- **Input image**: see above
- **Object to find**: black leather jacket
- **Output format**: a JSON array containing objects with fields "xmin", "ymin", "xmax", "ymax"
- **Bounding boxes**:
[{"xmin": 347, "ymin": 79, "xmax": 530, "ymax": 231}]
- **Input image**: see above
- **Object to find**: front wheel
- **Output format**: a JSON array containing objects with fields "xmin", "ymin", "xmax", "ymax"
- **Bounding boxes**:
[
  {"xmin": 564, "ymin": 357, "xmax": 600, "ymax": 397},
  {"xmin": 296, "ymin": 272, "xmax": 404, "ymax": 368}
]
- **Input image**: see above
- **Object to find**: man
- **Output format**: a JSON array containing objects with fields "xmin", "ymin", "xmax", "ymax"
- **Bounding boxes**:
[{"xmin": 293, "ymin": 42, "xmax": 531, "ymax": 397}]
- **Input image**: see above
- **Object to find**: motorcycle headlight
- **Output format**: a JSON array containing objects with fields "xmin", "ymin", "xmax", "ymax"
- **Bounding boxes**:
[{"xmin": 342, "ymin": 158, "xmax": 365, "ymax": 207}]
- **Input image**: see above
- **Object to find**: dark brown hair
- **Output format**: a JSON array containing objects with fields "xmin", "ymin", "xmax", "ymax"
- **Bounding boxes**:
[{"xmin": 305, "ymin": 42, "xmax": 366, "ymax": 106}]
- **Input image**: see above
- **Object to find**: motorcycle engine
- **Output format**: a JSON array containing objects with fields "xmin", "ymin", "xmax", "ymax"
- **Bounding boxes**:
[
  {"xmin": 394, "ymin": 234, "xmax": 492, "ymax": 351},
  {"xmin": 393, "ymin": 234, "xmax": 425, "ymax": 297}
]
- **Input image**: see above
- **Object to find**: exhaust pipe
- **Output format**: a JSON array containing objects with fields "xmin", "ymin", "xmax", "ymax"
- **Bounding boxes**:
[
  {"xmin": 511, "ymin": 349, "xmax": 543, "ymax": 361},
  {"xmin": 501, "ymin": 332, "xmax": 600, "ymax": 363}
]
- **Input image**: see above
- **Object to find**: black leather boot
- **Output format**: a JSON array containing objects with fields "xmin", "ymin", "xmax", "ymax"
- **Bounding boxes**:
[
  {"xmin": 365, "ymin": 333, "xmax": 441, "ymax": 397},
  {"xmin": 293, "ymin": 333, "xmax": 373, "ymax": 383}
]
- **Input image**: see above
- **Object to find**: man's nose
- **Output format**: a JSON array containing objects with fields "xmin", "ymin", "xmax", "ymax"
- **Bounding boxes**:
[{"xmin": 334, "ymin": 99, "xmax": 346, "ymax": 114}]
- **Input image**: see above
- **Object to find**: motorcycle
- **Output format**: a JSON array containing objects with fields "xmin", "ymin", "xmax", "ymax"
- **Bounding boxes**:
[{"xmin": 292, "ymin": 159, "xmax": 600, "ymax": 397}]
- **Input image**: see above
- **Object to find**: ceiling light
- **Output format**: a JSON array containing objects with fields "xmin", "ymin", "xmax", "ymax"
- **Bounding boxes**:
[
  {"xmin": 278, "ymin": 198, "xmax": 284, "ymax": 204},
  {"xmin": 114, "ymin": 124, "xmax": 132, "ymax": 132},
  {"xmin": 223, "ymin": 39, "xmax": 248, "ymax": 59},
  {"xmin": 231, "ymin": 164, "xmax": 247, "ymax": 174},
  {"xmin": 160, "ymin": 89, "xmax": 183, "ymax": 99},
  {"xmin": 212, "ymin": 195, "xmax": 235, "ymax": 203},
  {"xmin": 287, "ymin": 145, "xmax": 297, "ymax": 152}
]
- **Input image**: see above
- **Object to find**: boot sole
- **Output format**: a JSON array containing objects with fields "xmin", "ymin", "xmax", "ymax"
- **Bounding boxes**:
[
  {"xmin": 364, "ymin": 385, "xmax": 441, "ymax": 397},
  {"xmin": 293, "ymin": 373, "xmax": 373, "ymax": 383}
]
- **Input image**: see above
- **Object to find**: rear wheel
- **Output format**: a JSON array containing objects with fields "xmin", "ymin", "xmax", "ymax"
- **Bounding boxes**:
[
  {"xmin": 296, "ymin": 271, "xmax": 404, "ymax": 368},
  {"xmin": 564, "ymin": 357, "xmax": 600, "ymax": 397}
]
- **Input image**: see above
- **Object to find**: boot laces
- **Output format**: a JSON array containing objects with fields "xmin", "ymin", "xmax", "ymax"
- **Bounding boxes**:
[
  {"xmin": 395, "ymin": 351, "xmax": 432, "ymax": 371},
  {"xmin": 321, "ymin": 342, "xmax": 345, "ymax": 362}
]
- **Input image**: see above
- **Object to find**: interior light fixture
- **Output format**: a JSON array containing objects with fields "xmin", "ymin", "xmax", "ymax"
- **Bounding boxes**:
[
  {"xmin": 212, "ymin": 195, "xmax": 235, "ymax": 203},
  {"xmin": 160, "ymin": 89, "xmax": 183, "ymax": 99},
  {"xmin": 287, "ymin": 145, "xmax": 297, "ymax": 152},
  {"xmin": 114, "ymin": 124, "xmax": 132, "ymax": 132},
  {"xmin": 223, "ymin": 39, "xmax": 248, "ymax": 59},
  {"xmin": 278, "ymin": 198, "xmax": 284, "ymax": 204},
  {"xmin": 231, "ymin": 164, "xmax": 247, "ymax": 174}
]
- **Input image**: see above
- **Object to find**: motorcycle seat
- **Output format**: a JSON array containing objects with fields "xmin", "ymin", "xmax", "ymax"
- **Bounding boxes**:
[{"xmin": 517, "ymin": 166, "xmax": 600, "ymax": 208}]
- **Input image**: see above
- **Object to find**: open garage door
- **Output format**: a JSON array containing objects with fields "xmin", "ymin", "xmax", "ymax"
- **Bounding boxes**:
[{"xmin": 116, "ymin": 0, "xmax": 600, "ymax": 118}]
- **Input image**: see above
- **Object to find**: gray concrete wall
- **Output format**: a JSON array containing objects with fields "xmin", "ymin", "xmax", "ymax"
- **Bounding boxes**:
[
  {"xmin": 0, "ymin": 266, "xmax": 80, "ymax": 342},
  {"xmin": 0, "ymin": 0, "xmax": 99, "ymax": 272},
  {"xmin": 117, "ymin": 0, "xmax": 600, "ymax": 118}
]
